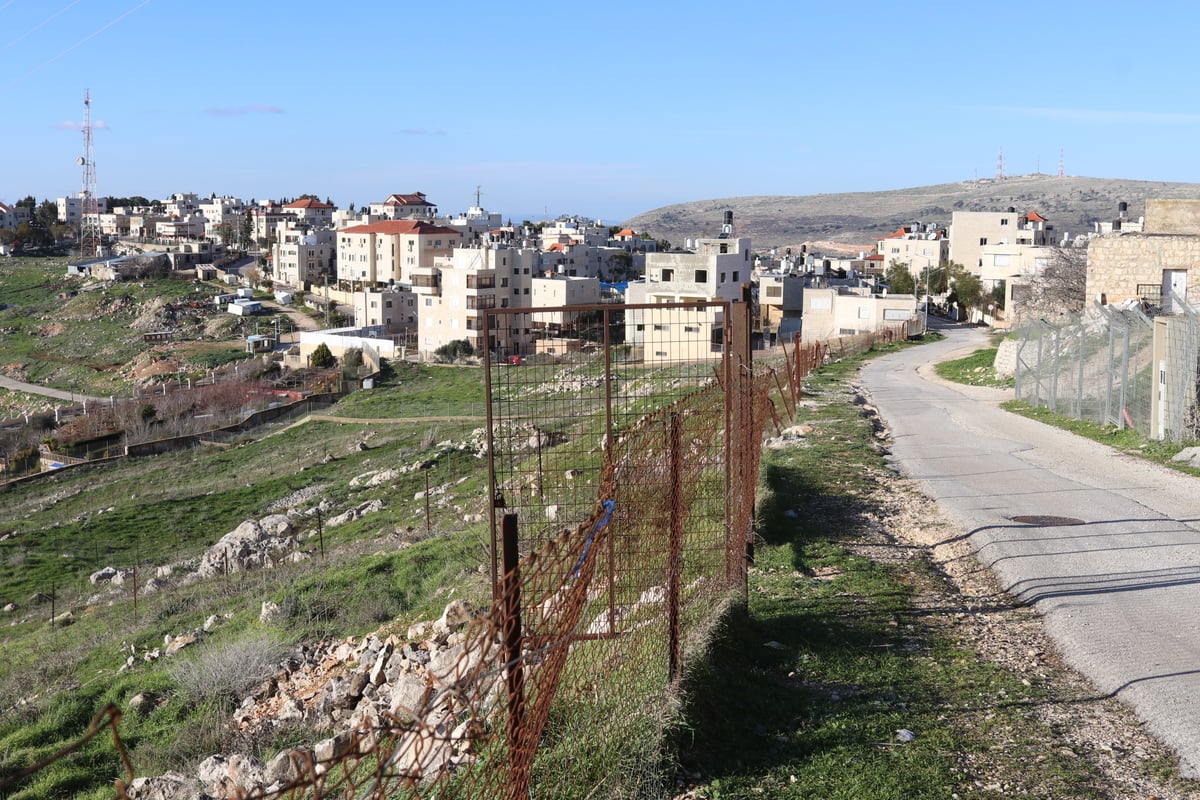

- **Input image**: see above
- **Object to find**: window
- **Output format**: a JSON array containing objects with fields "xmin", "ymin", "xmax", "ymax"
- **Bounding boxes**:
[
  {"xmin": 719, "ymin": 243, "xmax": 728, "ymax": 254},
  {"xmin": 653, "ymin": 324, "xmax": 669, "ymax": 331},
  {"xmin": 695, "ymin": 269, "xmax": 707, "ymax": 282},
  {"xmin": 765, "ymin": 286, "xmax": 782, "ymax": 297},
  {"xmin": 1000, "ymin": 218, "xmax": 1009, "ymax": 226},
  {"xmin": 684, "ymin": 325, "xmax": 699, "ymax": 333},
  {"xmin": 385, "ymin": 300, "xmax": 393, "ymax": 308},
  {"xmin": 661, "ymin": 268, "xmax": 674, "ymax": 281},
  {"xmin": 655, "ymin": 350, "xmax": 668, "ymax": 357},
  {"xmin": 979, "ymin": 237, "xmax": 988, "ymax": 246},
  {"xmin": 732, "ymin": 271, "xmax": 740, "ymax": 282}
]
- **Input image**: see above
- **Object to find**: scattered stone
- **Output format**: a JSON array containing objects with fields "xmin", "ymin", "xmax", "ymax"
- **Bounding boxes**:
[{"xmin": 260, "ymin": 601, "xmax": 282, "ymax": 624}]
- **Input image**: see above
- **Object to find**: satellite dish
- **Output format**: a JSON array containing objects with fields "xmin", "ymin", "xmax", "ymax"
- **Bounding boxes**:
[{"xmin": 76, "ymin": 156, "xmax": 86, "ymax": 165}]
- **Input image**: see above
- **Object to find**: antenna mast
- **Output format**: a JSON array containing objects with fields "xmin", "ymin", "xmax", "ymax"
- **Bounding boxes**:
[
  {"xmin": 1058, "ymin": 148, "xmax": 1065, "ymax": 178},
  {"xmin": 78, "ymin": 89, "xmax": 101, "ymax": 259},
  {"xmin": 995, "ymin": 147, "xmax": 1005, "ymax": 181}
]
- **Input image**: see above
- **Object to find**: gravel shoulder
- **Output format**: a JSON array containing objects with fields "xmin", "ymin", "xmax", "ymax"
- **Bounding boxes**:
[{"xmin": 857, "ymin": 385, "xmax": 1199, "ymax": 798}]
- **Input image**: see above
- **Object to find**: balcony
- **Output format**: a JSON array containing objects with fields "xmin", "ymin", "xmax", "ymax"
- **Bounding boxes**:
[{"xmin": 466, "ymin": 294, "xmax": 496, "ymax": 310}]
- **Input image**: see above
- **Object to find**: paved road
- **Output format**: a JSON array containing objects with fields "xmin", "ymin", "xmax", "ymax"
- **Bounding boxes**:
[
  {"xmin": 0, "ymin": 374, "xmax": 101, "ymax": 404},
  {"xmin": 860, "ymin": 322, "xmax": 1200, "ymax": 778}
]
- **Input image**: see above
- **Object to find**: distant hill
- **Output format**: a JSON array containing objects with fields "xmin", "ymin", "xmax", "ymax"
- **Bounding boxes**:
[{"xmin": 623, "ymin": 174, "xmax": 1200, "ymax": 253}]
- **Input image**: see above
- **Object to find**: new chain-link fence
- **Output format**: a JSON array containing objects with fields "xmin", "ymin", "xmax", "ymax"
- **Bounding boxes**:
[{"xmin": 1011, "ymin": 302, "xmax": 1200, "ymax": 441}]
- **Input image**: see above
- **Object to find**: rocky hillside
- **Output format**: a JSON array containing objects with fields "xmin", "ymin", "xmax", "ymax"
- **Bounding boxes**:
[{"xmin": 624, "ymin": 174, "xmax": 1200, "ymax": 252}]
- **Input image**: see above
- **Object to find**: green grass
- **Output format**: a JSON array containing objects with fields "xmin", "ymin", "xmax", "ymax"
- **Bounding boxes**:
[
  {"xmin": 1003, "ymin": 399, "xmax": 1195, "ymax": 471},
  {"xmin": 933, "ymin": 344, "xmax": 1014, "ymax": 389},
  {"xmin": 4, "ymin": 331, "xmax": 1197, "ymax": 799},
  {"xmin": 671, "ymin": 343, "xmax": 1200, "ymax": 799},
  {"xmin": 0, "ymin": 257, "xmax": 236, "ymax": 395},
  {"xmin": 331, "ymin": 362, "xmax": 488, "ymax": 418}
]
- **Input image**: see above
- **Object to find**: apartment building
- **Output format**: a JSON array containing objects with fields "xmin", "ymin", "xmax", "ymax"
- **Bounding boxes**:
[
  {"xmin": 154, "ymin": 216, "xmax": 207, "ymax": 241},
  {"xmin": 538, "ymin": 217, "xmax": 610, "ymax": 249},
  {"xmin": 949, "ymin": 209, "xmax": 1052, "ymax": 274},
  {"xmin": 162, "ymin": 193, "xmax": 202, "ymax": 218},
  {"xmin": 757, "ymin": 272, "xmax": 805, "ymax": 338},
  {"xmin": 800, "ymin": 286, "xmax": 919, "ymax": 343},
  {"xmin": 415, "ymin": 245, "xmax": 542, "ymax": 357},
  {"xmin": 875, "ymin": 223, "xmax": 948, "ymax": 276},
  {"xmin": 284, "ymin": 197, "xmax": 335, "ymax": 229},
  {"xmin": 271, "ymin": 224, "xmax": 337, "ymax": 289},
  {"xmin": 369, "ymin": 192, "xmax": 438, "ymax": 221},
  {"xmin": 56, "ymin": 195, "xmax": 83, "ymax": 225},
  {"xmin": 440, "ymin": 203, "xmax": 504, "ymax": 244},
  {"xmin": 978, "ymin": 241, "xmax": 1054, "ymax": 320},
  {"xmin": 336, "ymin": 219, "xmax": 462, "ymax": 287},
  {"xmin": 350, "ymin": 287, "xmax": 418, "ymax": 333},
  {"xmin": 248, "ymin": 202, "xmax": 295, "ymax": 245},
  {"xmin": 630, "ymin": 233, "xmax": 751, "ymax": 305},
  {"xmin": 623, "ymin": 220, "xmax": 751, "ymax": 361},
  {"xmin": 199, "ymin": 196, "xmax": 246, "ymax": 242}
]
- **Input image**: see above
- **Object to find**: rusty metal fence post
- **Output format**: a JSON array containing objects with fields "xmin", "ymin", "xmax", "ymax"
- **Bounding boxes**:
[
  {"xmin": 667, "ymin": 413, "xmax": 682, "ymax": 685},
  {"xmin": 726, "ymin": 288, "xmax": 754, "ymax": 596},
  {"xmin": 500, "ymin": 512, "xmax": 527, "ymax": 800}
]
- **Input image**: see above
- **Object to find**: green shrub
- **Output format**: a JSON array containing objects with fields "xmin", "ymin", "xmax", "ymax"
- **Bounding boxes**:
[
  {"xmin": 309, "ymin": 342, "xmax": 335, "ymax": 368},
  {"xmin": 433, "ymin": 339, "xmax": 473, "ymax": 363}
]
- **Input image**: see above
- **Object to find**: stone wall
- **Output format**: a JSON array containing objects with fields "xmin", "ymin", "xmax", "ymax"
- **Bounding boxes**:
[
  {"xmin": 1146, "ymin": 199, "xmax": 1200, "ymax": 235},
  {"xmin": 1084, "ymin": 233, "xmax": 1200, "ymax": 304}
]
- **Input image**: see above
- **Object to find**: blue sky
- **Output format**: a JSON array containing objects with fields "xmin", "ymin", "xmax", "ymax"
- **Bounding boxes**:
[{"xmin": 3, "ymin": 0, "xmax": 1200, "ymax": 223}]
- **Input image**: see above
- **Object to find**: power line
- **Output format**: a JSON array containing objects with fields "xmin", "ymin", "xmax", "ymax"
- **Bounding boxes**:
[
  {"xmin": 0, "ymin": 1, "xmax": 152, "ymax": 95},
  {"xmin": 1, "ymin": 0, "xmax": 83, "ymax": 53}
]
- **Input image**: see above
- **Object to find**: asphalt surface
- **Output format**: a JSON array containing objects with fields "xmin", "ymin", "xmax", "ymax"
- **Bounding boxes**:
[
  {"xmin": 0, "ymin": 374, "xmax": 100, "ymax": 404},
  {"xmin": 860, "ymin": 322, "xmax": 1200, "ymax": 778}
]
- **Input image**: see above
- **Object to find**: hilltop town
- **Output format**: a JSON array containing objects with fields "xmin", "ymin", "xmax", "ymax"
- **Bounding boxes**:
[
  {"xmin": 0, "ymin": 183, "xmax": 1164, "ymax": 366},
  {"xmin": 3, "ymin": 182, "xmax": 1200, "ymax": 439},
  {"xmin": 5, "ymin": 183, "xmax": 1200, "ymax": 799}
]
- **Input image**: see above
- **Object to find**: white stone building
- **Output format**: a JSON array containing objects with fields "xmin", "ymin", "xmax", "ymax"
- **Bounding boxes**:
[{"xmin": 949, "ymin": 209, "xmax": 1052, "ymax": 274}]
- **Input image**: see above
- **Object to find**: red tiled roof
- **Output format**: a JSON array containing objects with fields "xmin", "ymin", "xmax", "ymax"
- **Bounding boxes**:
[
  {"xmin": 865, "ymin": 253, "xmax": 885, "ymax": 261},
  {"xmin": 383, "ymin": 192, "xmax": 432, "ymax": 207},
  {"xmin": 547, "ymin": 242, "xmax": 565, "ymax": 251},
  {"xmin": 883, "ymin": 226, "xmax": 911, "ymax": 239},
  {"xmin": 616, "ymin": 228, "xmax": 636, "ymax": 237},
  {"xmin": 340, "ymin": 220, "xmax": 460, "ymax": 236},
  {"xmin": 286, "ymin": 198, "xmax": 333, "ymax": 210},
  {"xmin": 1023, "ymin": 210, "xmax": 1047, "ymax": 222}
]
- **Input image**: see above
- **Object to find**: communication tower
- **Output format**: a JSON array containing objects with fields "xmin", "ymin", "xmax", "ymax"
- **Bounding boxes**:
[
  {"xmin": 995, "ymin": 147, "xmax": 1005, "ymax": 181},
  {"xmin": 78, "ymin": 89, "xmax": 101, "ymax": 259},
  {"xmin": 1058, "ymin": 148, "xmax": 1065, "ymax": 178}
]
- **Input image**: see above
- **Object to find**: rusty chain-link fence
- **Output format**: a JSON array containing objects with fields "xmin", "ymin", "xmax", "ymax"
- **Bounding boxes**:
[{"xmin": 5, "ymin": 301, "xmax": 917, "ymax": 800}]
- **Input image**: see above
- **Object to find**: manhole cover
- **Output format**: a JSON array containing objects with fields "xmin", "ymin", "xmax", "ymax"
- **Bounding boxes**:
[{"xmin": 1009, "ymin": 515, "xmax": 1086, "ymax": 527}]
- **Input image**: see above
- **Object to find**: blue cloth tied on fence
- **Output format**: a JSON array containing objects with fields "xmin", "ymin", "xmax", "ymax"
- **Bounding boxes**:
[{"xmin": 573, "ymin": 499, "xmax": 615, "ymax": 580}]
